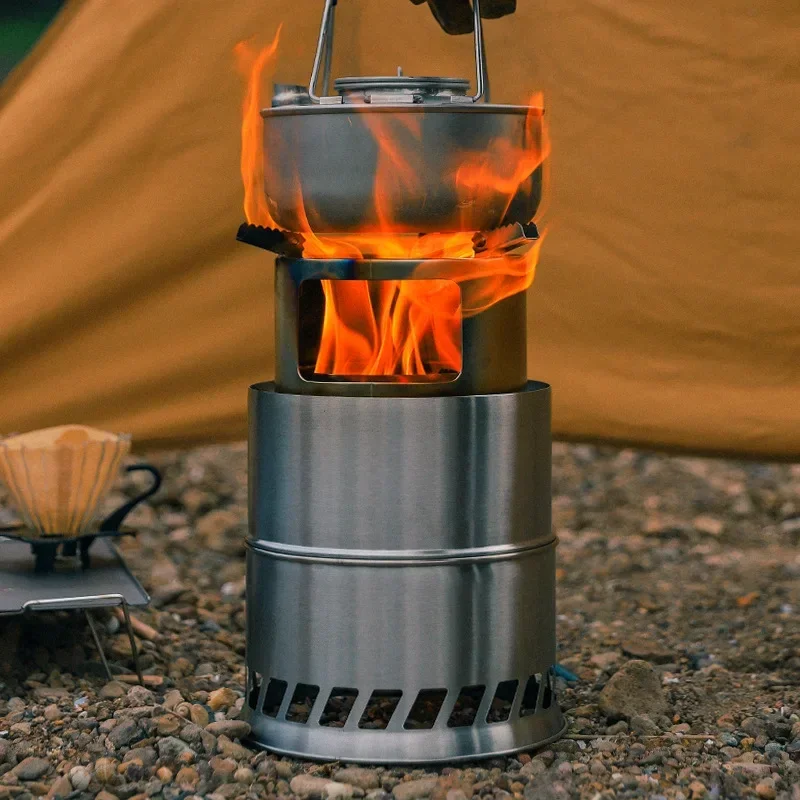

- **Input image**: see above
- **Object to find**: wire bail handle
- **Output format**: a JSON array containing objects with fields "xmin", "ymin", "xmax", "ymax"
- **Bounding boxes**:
[{"xmin": 308, "ymin": 0, "xmax": 490, "ymax": 104}]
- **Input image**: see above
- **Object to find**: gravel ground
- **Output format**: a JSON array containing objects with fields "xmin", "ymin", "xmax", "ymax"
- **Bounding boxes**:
[{"xmin": 1, "ymin": 442, "xmax": 799, "ymax": 800}]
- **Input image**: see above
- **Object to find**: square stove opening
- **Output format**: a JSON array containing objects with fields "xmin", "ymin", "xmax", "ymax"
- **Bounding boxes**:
[{"xmin": 298, "ymin": 279, "xmax": 463, "ymax": 383}]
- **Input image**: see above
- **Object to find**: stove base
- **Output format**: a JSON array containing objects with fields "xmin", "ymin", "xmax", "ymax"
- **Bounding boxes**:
[
  {"xmin": 246, "ymin": 705, "xmax": 566, "ymax": 766},
  {"xmin": 245, "ymin": 381, "xmax": 563, "ymax": 762},
  {"xmin": 244, "ymin": 542, "xmax": 563, "ymax": 763}
]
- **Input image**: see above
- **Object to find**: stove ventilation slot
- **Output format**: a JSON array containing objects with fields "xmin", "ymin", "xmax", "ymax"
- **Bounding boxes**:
[
  {"xmin": 287, "ymin": 684, "xmax": 320, "ymax": 723},
  {"xmin": 487, "ymin": 679, "xmax": 519, "ymax": 723},
  {"xmin": 359, "ymin": 690, "xmax": 403, "ymax": 729},
  {"xmin": 320, "ymin": 688, "xmax": 359, "ymax": 726},
  {"xmin": 248, "ymin": 673, "xmax": 557, "ymax": 729},
  {"xmin": 248, "ymin": 670, "xmax": 262, "ymax": 710},
  {"xmin": 404, "ymin": 689, "xmax": 448, "ymax": 729},
  {"xmin": 447, "ymin": 685, "xmax": 487, "ymax": 727},
  {"xmin": 519, "ymin": 673, "xmax": 542, "ymax": 717},
  {"xmin": 261, "ymin": 678, "xmax": 288, "ymax": 718}
]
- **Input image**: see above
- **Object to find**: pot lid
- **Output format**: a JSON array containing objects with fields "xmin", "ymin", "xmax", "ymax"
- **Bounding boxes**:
[{"xmin": 333, "ymin": 74, "xmax": 471, "ymax": 104}]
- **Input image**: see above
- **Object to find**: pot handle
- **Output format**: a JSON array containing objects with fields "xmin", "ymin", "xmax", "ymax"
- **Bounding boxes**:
[
  {"xmin": 308, "ymin": 0, "xmax": 490, "ymax": 103},
  {"xmin": 99, "ymin": 463, "xmax": 162, "ymax": 532}
]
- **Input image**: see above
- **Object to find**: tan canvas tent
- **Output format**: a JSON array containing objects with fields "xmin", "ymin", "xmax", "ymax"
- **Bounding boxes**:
[{"xmin": 0, "ymin": 0, "xmax": 798, "ymax": 458}]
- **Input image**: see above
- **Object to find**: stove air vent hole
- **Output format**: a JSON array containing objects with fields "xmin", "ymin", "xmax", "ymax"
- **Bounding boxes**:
[
  {"xmin": 487, "ymin": 679, "xmax": 519, "ymax": 723},
  {"xmin": 358, "ymin": 690, "xmax": 403, "ymax": 729},
  {"xmin": 519, "ymin": 673, "xmax": 542, "ymax": 717},
  {"xmin": 261, "ymin": 678, "xmax": 289, "ymax": 718},
  {"xmin": 447, "ymin": 685, "xmax": 487, "ymax": 727},
  {"xmin": 247, "ymin": 671, "xmax": 262, "ymax": 711},
  {"xmin": 320, "ymin": 688, "xmax": 359, "ymax": 727},
  {"xmin": 286, "ymin": 683, "xmax": 320, "ymax": 723},
  {"xmin": 542, "ymin": 671, "xmax": 554, "ymax": 709},
  {"xmin": 403, "ymin": 688, "xmax": 448, "ymax": 730}
]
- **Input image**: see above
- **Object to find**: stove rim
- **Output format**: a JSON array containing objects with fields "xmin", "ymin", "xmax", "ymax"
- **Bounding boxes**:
[
  {"xmin": 261, "ymin": 102, "xmax": 543, "ymax": 119},
  {"xmin": 242, "ymin": 716, "xmax": 568, "ymax": 766},
  {"xmin": 246, "ymin": 536, "xmax": 557, "ymax": 567},
  {"xmin": 251, "ymin": 378, "xmax": 550, "ymax": 399}
]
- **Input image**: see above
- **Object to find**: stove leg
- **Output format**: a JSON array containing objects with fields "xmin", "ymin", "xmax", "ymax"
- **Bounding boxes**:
[
  {"xmin": 84, "ymin": 609, "xmax": 113, "ymax": 682},
  {"xmin": 84, "ymin": 602, "xmax": 144, "ymax": 685},
  {"xmin": 120, "ymin": 599, "xmax": 144, "ymax": 686}
]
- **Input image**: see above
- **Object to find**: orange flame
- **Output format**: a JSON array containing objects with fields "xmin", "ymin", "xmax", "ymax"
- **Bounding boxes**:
[
  {"xmin": 234, "ymin": 29, "xmax": 282, "ymax": 228},
  {"xmin": 456, "ymin": 93, "xmax": 549, "ymax": 227},
  {"xmin": 315, "ymin": 279, "xmax": 462, "ymax": 378},
  {"xmin": 235, "ymin": 41, "xmax": 548, "ymax": 379}
]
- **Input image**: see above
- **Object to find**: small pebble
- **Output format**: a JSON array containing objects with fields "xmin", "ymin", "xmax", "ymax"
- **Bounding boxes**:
[
  {"xmin": 157, "ymin": 737, "xmax": 195, "ymax": 761},
  {"xmin": 94, "ymin": 759, "xmax": 118, "ymax": 784},
  {"xmin": 190, "ymin": 704, "xmax": 209, "ymax": 727},
  {"xmin": 630, "ymin": 714, "xmax": 661, "ymax": 736},
  {"xmin": 108, "ymin": 718, "xmax": 140, "ymax": 748},
  {"xmin": 204, "ymin": 720, "xmax": 251, "ymax": 739},
  {"xmin": 99, "ymin": 681, "xmax": 128, "ymax": 700},
  {"xmin": 156, "ymin": 767, "xmax": 174, "ymax": 783},
  {"xmin": 755, "ymin": 781, "xmax": 776, "ymax": 800},
  {"xmin": 68, "ymin": 766, "xmax": 92, "ymax": 791},
  {"xmin": 216, "ymin": 734, "xmax": 251, "ymax": 760},
  {"xmin": 156, "ymin": 715, "xmax": 182, "ymax": 736},
  {"xmin": 12, "ymin": 758, "xmax": 52, "ymax": 781},
  {"xmin": 334, "ymin": 769, "xmax": 380, "ymax": 790},
  {"xmin": 46, "ymin": 774, "xmax": 72, "ymax": 799},
  {"xmin": 176, "ymin": 766, "xmax": 200, "ymax": 787},
  {"xmin": 392, "ymin": 777, "xmax": 438, "ymax": 800},
  {"xmin": 207, "ymin": 688, "xmax": 238, "ymax": 711},
  {"xmin": 233, "ymin": 767, "xmax": 254, "ymax": 784},
  {"xmin": 606, "ymin": 720, "xmax": 629, "ymax": 735},
  {"xmin": 275, "ymin": 761, "xmax": 294, "ymax": 779}
]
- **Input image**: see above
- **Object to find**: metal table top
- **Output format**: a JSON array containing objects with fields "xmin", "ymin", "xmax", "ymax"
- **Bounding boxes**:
[{"xmin": 0, "ymin": 536, "xmax": 149, "ymax": 615}]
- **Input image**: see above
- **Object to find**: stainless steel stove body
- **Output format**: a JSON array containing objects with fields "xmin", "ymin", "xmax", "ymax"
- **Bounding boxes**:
[
  {"xmin": 242, "ymin": 253, "xmax": 563, "ymax": 763},
  {"xmin": 239, "ymin": 0, "xmax": 563, "ymax": 763}
]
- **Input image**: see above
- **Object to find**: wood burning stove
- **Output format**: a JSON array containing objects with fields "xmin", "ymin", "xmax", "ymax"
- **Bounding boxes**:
[{"xmin": 238, "ymin": 0, "xmax": 563, "ymax": 762}]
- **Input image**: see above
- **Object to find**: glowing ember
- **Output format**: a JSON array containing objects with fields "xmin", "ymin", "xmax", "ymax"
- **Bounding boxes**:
[{"xmin": 236, "ymin": 38, "xmax": 548, "ymax": 380}]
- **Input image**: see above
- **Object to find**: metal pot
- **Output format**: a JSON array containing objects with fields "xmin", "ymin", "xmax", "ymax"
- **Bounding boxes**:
[{"xmin": 261, "ymin": 0, "xmax": 545, "ymax": 234}]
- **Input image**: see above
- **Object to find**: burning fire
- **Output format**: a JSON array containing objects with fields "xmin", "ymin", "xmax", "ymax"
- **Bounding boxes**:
[
  {"xmin": 236, "ymin": 37, "xmax": 549, "ymax": 379},
  {"xmin": 315, "ymin": 279, "xmax": 463, "ymax": 378},
  {"xmin": 234, "ymin": 32, "xmax": 283, "ymax": 230}
]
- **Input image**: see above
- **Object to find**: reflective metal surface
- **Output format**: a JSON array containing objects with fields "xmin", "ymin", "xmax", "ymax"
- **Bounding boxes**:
[
  {"xmin": 245, "ymin": 382, "xmax": 562, "ymax": 761},
  {"xmin": 274, "ymin": 257, "xmax": 528, "ymax": 397},
  {"xmin": 0, "ymin": 537, "xmax": 149, "ymax": 615},
  {"xmin": 261, "ymin": 0, "xmax": 540, "ymax": 232},
  {"xmin": 249, "ymin": 382, "xmax": 551, "ymax": 551},
  {"xmin": 261, "ymin": 105, "xmax": 543, "ymax": 233},
  {"xmin": 333, "ymin": 75, "xmax": 471, "ymax": 103},
  {"xmin": 244, "ymin": 542, "xmax": 563, "ymax": 764}
]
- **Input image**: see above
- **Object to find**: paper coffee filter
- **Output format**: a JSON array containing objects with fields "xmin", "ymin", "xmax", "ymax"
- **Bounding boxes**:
[{"xmin": 0, "ymin": 425, "xmax": 131, "ymax": 535}]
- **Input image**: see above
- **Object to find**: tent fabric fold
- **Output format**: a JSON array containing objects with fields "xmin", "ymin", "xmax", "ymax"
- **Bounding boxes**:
[{"xmin": 0, "ymin": 0, "xmax": 798, "ymax": 458}]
